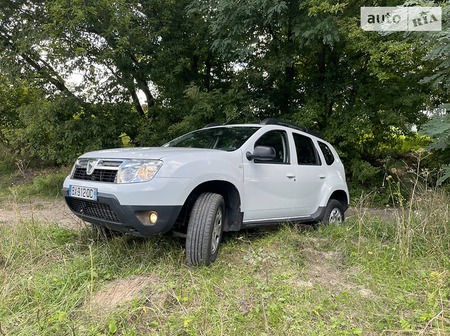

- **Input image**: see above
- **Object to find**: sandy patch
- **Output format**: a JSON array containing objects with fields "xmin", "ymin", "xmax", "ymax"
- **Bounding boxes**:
[
  {"xmin": 0, "ymin": 198, "xmax": 82, "ymax": 229},
  {"xmin": 87, "ymin": 274, "xmax": 167, "ymax": 318}
]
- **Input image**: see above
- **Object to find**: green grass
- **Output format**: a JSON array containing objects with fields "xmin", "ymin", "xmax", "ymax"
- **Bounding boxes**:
[
  {"xmin": 1, "ymin": 166, "xmax": 449, "ymax": 335},
  {"xmin": 0, "ymin": 167, "xmax": 69, "ymax": 203},
  {"xmin": 1, "ymin": 204, "xmax": 449, "ymax": 335}
]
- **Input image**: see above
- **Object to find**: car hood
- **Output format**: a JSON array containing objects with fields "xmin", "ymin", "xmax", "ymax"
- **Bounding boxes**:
[{"xmin": 78, "ymin": 147, "xmax": 225, "ymax": 160}]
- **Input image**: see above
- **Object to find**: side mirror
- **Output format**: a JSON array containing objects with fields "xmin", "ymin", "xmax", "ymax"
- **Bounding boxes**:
[{"xmin": 246, "ymin": 146, "xmax": 276, "ymax": 161}]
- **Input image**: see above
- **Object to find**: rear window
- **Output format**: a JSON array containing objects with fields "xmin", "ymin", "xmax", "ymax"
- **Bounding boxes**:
[{"xmin": 293, "ymin": 133, "xmax": 321, "ymax": 165}]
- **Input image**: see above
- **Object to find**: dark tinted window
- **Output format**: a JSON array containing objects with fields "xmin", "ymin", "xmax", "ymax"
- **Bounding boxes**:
[
  {"xmin": 293, "ymin": 133, "xmax": 321, "ymax": 165},
  {"xmin": 164, "ymin": 127, "xmax": 259, "ymax": 151},
  {"xmin": 254, "ymin": 130, "xmax": 290, "ymax": 164},
  {"xmin": 318, "ymin": 141, "xmax": 335, "ymax": 165}
]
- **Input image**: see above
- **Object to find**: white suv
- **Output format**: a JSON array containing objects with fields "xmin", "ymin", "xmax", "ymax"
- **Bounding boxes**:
[{"xmin": 62, "ymin": 119, "xmax": 349, "ymax": 265}]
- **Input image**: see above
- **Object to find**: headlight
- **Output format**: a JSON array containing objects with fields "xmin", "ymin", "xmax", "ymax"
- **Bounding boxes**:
[{"xmin": 116, "ymin": 160, "xmax": 163, "ymax": 183}]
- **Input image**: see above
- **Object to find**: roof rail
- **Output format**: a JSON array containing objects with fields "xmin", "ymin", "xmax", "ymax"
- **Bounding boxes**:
[
  {"xmin": 204, "ymin": 123, "xmax": 222, "ymax": 128},
  {"xmin": 260, "ymin": 118, "xmax": 323, "ymax": 139}
]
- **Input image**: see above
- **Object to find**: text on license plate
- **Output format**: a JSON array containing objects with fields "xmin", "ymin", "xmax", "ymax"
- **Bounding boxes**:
[{"xmin": 69, "ymin": 185, "xmax": 98, "ymax": 201}]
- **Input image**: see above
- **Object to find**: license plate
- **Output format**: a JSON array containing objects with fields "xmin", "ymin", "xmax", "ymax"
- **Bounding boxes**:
[{"xmin": 69, "ymin": 185, "xmax": 98, "ymax": 201}]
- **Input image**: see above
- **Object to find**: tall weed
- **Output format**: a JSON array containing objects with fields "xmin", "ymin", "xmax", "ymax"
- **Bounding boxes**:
[
  {"xmin": 9, "ymin": 168, "xmax": 70, "ymax": 200},
  {"xmin": 385, "ymin": 152, "xmax": 449, "ymax": 264},
  {"xmin": 352, "ymin": 153, "xmax": 449, "ymax": 265}
]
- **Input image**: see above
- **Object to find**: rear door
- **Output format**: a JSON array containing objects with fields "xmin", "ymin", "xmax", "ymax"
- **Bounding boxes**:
[{"xmin": 292, "ymin": 132, "xmax": 327, "ymax": 216}]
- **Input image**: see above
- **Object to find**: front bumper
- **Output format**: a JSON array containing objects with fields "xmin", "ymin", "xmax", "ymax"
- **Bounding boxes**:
[{"xmin": 62, "ymin": 188, "xmax": 182, "ymax": 236}]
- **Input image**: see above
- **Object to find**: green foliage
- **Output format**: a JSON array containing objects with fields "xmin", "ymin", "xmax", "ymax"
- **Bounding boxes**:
[
  {"xmin": 0, "ymin": 142, "xmax": 17, "ymax": 174},
  {"xmin": 421, "ymin": 112, "xmax": 450, "ymax": 185},
  {"xmin": 25, "ymin": 170, "xmax": 69, "ymax": 198},
  {"xmin": 421, "ymin": 113, "xmax": 450, "ymax": 151},
  {"xmin": 2, "ymin": 97, "xmax": 139, "ymax": 165},
  {"xmin": 187, "ymin": 0, "xmax": 436, "ymax": 184},
  {"xmin": 0, "ymin": 167, "xmax": 70, "ymax": 201},
  {"xmin": 0, "ymin": 0, "xmax": 447, "ymax": 187},
  {"xmin": 420, "ymin": 4, "xmax": 450, "ymax": 90},
  {"xmin": 0, "ymin": 76, "xmax": 41, "ymax": 135},
  {"xmin": 438, "ymin": 165, "xmax": 450, "ymax": 186},
  {"xmin": 349, "ymin": 160, "xmax": 380, "ymax": 186}
]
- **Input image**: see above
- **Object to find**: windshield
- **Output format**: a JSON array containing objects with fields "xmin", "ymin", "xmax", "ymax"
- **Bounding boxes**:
[{"xmin": 164, "ymin": 126, "xmax": 259, "ymax": 151}]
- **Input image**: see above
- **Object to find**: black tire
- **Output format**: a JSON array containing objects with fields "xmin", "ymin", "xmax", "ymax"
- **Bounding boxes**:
[
  {"xmin": 322, "ymin": 199, "xmax": 345, "ymax": 225},
  {"xmin": 186, "ymin": 193, "xmax": 225, "ymax": 266}
]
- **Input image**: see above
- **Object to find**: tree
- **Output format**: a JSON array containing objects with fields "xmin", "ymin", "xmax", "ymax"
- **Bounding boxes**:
[
  {"xmin": 415, "ymin": 3, "xmax": 450, "ymax": 185},
  {"xmin": 0, "ymin": 0, "xmax": 238, "ymax": 163},
  {"xmin": 0, "ymin": 1, "xmax": 79, "ymax": 99},
  {"xmin": 0, "ymin": 0, "xmax": 445, "ymax": 183},
  {"xmin": 188, "ymin": 0, "xmax": 437, "ymax": 184},
  {"xmin": 420, "ymin": 110, "xmax": 450, "ymax": 185}
]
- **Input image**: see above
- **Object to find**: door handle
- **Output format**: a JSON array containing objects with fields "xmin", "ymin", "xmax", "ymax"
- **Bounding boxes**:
[
  {"xmin": 286, "ymin": 174, "xmax": 296, "ymax": 179},
  {"xmin": 319, "ymin": 175, "xmax": 326, "ymax": 179}
]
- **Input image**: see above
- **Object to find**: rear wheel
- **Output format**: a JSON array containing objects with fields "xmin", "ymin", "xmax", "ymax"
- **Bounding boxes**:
[
  {"xmin": 322, "ymin": 199, "xmax": 345, "ymax": 225},
  {"xmin": 186, "ymin": 193, "xmax": 225, "ymax": 266}
]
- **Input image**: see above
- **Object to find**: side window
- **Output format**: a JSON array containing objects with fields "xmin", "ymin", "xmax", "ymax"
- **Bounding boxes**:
[
  {"xmin": 293, "ymin": 133, "xmax": 321, "ymax": 165},
  {"xmin": 318, "ymin": 141, "xmax": 335, "ymax": 165},
  {"xmin": 254, "ymin": 130, "xmax": 290, "ymax": 164}
]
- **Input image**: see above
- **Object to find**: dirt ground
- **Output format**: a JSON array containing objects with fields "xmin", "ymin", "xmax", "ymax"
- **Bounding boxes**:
[{"xmin": 0, "ymin": 198, "xmax": 84, "ymax": 229}]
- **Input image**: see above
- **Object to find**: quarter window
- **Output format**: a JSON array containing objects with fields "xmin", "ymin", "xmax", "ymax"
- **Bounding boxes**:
[
  {"xmin": 318, "ymin": 141, "xmax": 335, "ymax": 165},
  {"xmin": 293, "ymin": 133, "xmax": 321, "ymax": 165}
]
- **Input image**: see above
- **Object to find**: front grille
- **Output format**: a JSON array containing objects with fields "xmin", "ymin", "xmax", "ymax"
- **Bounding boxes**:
[
  {"xmin": 73, "ymin": 167, "xmax": 117, "ymax": 182},
  {"xmin": 66, "ymin": 198, "xmax": 120, "ymax": 223},
  {"xmin": 71, "ymin": 159, "xmax": 123, "ymax": 183}
]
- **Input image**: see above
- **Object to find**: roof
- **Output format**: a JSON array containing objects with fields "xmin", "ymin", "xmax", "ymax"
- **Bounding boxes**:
[{"xmin": 205, "ymin": 118, "xmax": 324, "ymax": 139}]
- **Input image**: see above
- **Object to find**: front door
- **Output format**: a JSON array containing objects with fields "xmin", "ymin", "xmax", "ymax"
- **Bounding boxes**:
[{"xmin": 242, "ymin": 130, "xmax": 297, "ymax": 221}]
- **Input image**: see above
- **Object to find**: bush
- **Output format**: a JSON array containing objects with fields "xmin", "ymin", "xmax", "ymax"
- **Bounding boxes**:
[
  {"xmin": 29, "ymin": 172, "xmax": 69, "ymax": 198},
  {"xmin": 383, "ymin": 160, "xmax": 450, "ymax": 262},
  {"xmin": 421, "ymin": 112, "xmax": 450, "ymax": 185},
  {"xmin": 3, "ymin": 97, "xmax": 140, "ymax": 166},
  {"xmin": 0, "ymin": 142, "xmax": 17, "ymax": 174},
  {"xmin": 11, "ymin": 168, "xmax": 70, "ymax": 199}
]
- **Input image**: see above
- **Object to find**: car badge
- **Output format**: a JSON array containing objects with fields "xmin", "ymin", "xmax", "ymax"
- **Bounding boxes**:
[{"xmin": 86, "ymin": 160, "xmax": 98, "ymax": 175}]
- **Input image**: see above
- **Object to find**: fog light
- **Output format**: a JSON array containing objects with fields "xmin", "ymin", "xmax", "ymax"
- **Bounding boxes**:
[
  {"xmin": 149, "ymin": 211, "xmax": 158, "ymax": 224},
  {"xmin": 136, "ymin": 210, "xmax": 158, "ymax": 226}
]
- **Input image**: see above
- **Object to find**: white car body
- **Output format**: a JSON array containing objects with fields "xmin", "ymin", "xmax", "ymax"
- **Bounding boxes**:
[{"xmin": 62, "ymin": 120, "xmax": 349, "ymax": 241}]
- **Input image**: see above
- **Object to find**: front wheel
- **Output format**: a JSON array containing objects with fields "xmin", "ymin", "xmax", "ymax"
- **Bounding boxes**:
[
  {"xmin": 186, "ymin": 193, "xmax": 225, "ymax": 266},
  {"xmin": 322, "ymin": 199, "xmax": 345, "ymax": 225}
]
